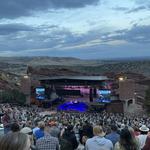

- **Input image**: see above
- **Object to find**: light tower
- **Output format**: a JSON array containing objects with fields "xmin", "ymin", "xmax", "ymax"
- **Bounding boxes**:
[{"xmin": 20, "ymin": 75, "xmax": 31, "ymax": 105}]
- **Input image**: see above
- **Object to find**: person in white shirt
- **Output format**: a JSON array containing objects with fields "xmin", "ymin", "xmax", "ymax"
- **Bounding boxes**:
[{"xmin": 138, "ymin": 125, "xmax": 149, "ymax": 149}]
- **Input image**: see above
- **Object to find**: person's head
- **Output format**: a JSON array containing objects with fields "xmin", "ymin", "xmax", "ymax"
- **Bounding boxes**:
[
  {"xmin": 139, "ymin": 125, "xmax": 149, "ymax": 135},
  {"xmin": 20, "ymin": 127, "xmax": 33, "ymax": 144},
  {"xmin": 44, "ymin": 125, "xmax": 50, "ymax": 133},
  {"xmin": 120, "ymin": 128, "xmax": 138, "ymax": 150},
  {"xmin": 82, "ymin": 135, "xmax": 88, "ymax": 145},
  {"xmin": 11, "ymin": 123, "xmax": 20, "ymax": 132},
  {"xmin": 49, "ymin": 121, "xmax": 57, "ymax": 127},
  {"xmin": 0, "ymin": 132, "xmax": 31, "ymax": 150},
  {"xmin": 38, "ymin": 121, "xmax": 45, "ymax": 130},
  {"xmin": 20, "ymin": 127, "xmax": 33, "ymax": 135},
  {"xmin": 133, "ymin": 125, "xmax": 139, "ymax": 132},
  {"xmin": 93, "ymin": 125, "xmax": 105, "ymax": 137},
  {"xmin": 111, "ymin": 124, "xmax": 118, "ymax": 132},
  {"xmin": 67, "ymin": 125, "xmax": 73, "ymax": 132},
  {"xmin": 120, "ymin": 128, "xmax": 132, "ymax": 142}
]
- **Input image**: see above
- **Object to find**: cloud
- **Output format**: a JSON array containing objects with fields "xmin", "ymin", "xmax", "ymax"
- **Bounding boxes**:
[
  {"xmin": 134, "ymin": 0, "xmax": 150, "ymax": 11},
  {"xmin": 112, "ymin": 6, "xmax": 129, "ymax": 11},
  {"xmin": 100, "ymin": 25, "xmax": 150, "ymax": 44},
  {"xmin": 127, "ymin": 6, "xmax": 147, "ymax": 13},
  {"xmin": 0, "ymin": 23, "xmax": 150, "ymax": 59},
  {"xmin": 0, "ymin": 0, "xmax": 100, "ymax": 19},
  {"xmin": 0, "ymin": 23, "xmax": 33, "ymax": 35},
  {"xmin": 135, "ymin": 0, "xmax": 150, "ymax": 5}
]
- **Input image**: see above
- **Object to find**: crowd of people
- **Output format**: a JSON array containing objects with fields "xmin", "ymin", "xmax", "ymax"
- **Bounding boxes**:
[{"xmin": 0, "ymin": 103, "xmax": 150, "ymax": 150}]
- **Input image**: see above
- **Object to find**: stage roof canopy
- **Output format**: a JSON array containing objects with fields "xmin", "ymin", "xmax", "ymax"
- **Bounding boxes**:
[{"xmin": 39, "ymin": 76, "xmax": 109, "ymax": 81}]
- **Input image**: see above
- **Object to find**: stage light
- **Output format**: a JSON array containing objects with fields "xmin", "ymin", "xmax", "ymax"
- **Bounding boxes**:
[{"xmin": 119, "ymin": 77, "xmax": 124, "ymax": 81}]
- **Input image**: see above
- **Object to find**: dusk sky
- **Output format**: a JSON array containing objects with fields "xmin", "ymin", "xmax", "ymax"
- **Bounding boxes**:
[{"xmin": 0, "ymin": 0, "xmax": 150, "ymax": 59}]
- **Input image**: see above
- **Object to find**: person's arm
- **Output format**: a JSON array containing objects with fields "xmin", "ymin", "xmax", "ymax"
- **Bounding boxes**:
[
  {"xmin": 114, "ymin": 142, "xmax": 120, "ymax": 150},
  {"xmin": 85, "ymin": 140, "xmax": 89, "ymax": 150}
]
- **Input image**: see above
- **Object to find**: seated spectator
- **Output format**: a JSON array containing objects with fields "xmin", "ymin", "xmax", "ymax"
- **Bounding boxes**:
[
  {"xmin": 0, "ymin": 132, "xmax": 31, "ymax": 150},
  {"xmin": 85, "ymin": 125, "xmax": 113, "ymax": 150}
]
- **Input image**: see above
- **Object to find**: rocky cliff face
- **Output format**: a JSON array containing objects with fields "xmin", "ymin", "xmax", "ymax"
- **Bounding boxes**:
[{"xmin": 0, "ymin": 70, "xmax": 19, "ymax": 90}]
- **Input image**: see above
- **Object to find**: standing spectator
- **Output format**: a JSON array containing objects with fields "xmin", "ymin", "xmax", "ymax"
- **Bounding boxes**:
[
  {"xmin": 85, "ymin": 125, "xmax": 113, "ymax": 150},
  {"xmin": 33, "ymin": 120, "xmax": 40, "ymax": 135},
  {"xmin": 142, "ymin": 136, "xmax": 150, "ymax": 150},
  {"xmin": 49, "ymin": 121, "xmax": 60, "ymax": 138},
  {"xmin": 61, "ymin": 125, "xmax": 78, "ymax": 150},
  {"xmin": 20, "ymin": 126, "xmax": 37, "ymax": 149},
  {"xmin": 34, "ymin": 121, "xmax": 45, "ymax": 140},
  {"xmin": 36, "ymin": 125, "xmax": 59, "ymax": 150},
  {"xmin": 105, "ymin": 124, "xmax": 120, "ymax": 145},
  {"xmin": 133, "ymin": 126, "xmax": 140, "ymax": 136},
  {"xmin": 82, "ymin": 121, "xmax": 93, "ymax": 138},
  {"xmin": 114, "ymin": 128, "xmax": 139, "ymax": 150},
  {"xmin": 138, "ymin": 125, "xmax": 149, "ymax": 149},
  {"xmin": 0, "ymin": 132, "xmax": 31, "ymax": 150},
  {"xmin": 1, "ymin": 109, "xmax": 13, "ymax": 134},
  {"xmin": 10, "ymin": 122, "xmax": 20, "ymax": 132}
]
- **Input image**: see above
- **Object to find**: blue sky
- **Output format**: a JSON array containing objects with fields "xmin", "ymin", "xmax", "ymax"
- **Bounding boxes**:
[{"xmin": 0, "ymin": 0, "xmax": 150, "ymax": 59}]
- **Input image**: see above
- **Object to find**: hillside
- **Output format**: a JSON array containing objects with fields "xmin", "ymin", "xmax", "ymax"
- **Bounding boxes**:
[
  {"xmin": 0, "ymin": 56, "xmax": 150, "ymax": 89},
  {"xmin": 0, "ymin": 56, "xmax": 150, "ymax": 76}
]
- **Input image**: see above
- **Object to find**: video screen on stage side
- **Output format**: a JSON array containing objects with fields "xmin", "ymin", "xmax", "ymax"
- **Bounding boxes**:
[
  {"xmin": 36, "ymin": 87, "xmax": 45, "ymax": 100},
  {"xmin": 96, "ymin": 89, "xmax": 111, "ymax": 103}
]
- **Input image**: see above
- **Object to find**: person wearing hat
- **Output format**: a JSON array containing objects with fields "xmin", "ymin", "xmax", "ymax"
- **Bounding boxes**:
[
  {"xmin": 20, "ymin": 127, "xmax": 34, "ymax": 143},
  {"xmin": 85, "ymin": 125, "xmax": 113, "ymax": 150},
  {"xmin": 20, "ymin": 127, "xmax": 37, "ymax": 150},
  {"xmin": 138, "ymin": 125, "xmax": 150, "ymax": 149}
]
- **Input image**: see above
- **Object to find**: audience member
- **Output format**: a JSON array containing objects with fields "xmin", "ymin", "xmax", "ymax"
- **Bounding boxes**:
[
  {"xmin": 105, "ymin": 124, "xmax": 120, "ymax": 145},
  {"xmin": 0, "ymin": 132, "xmax": 31, "ymax": 150},
  {"xmin": 36, "ymin": 125, "xmax": 59, "ymax": 150},
  {"xmin": 114, "ymin": 128, "xmax": 139, "ymax": 150},
  {"xmin": 85, "ymin": 125, "xmax": 113, "ymax": 150}
]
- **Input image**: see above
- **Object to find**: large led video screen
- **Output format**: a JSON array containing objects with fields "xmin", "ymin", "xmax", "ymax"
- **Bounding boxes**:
[
  {"xmin": 36, "ymin": 87, "xmax": 45, "ymax": 100},
  {"xmin": 96, "ymin": 89, "xmax": 111, "ymax": 103}
]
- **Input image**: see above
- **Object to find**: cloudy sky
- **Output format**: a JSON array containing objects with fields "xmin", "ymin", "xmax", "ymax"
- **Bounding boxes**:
[{"xmin": 0, "ymin": 0, "xmax": 150, "ymax": 59}]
